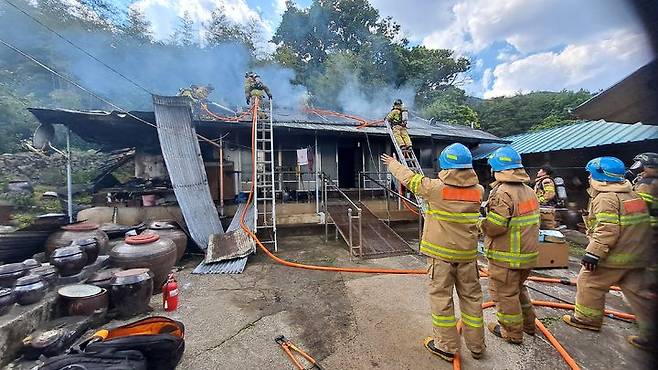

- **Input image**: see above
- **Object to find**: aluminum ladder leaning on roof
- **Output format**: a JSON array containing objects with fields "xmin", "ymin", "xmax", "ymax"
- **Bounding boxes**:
[
  {"xmin": 253, "ymin": 99, "xmax": 278, "ymax": 251},
  {"xmin": 384, "ymin": 120, "xmax": 428, "ymax": 212}
]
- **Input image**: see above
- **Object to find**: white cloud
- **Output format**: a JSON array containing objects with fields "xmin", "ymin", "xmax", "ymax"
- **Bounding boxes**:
[
  {"xmin": 132, "ymin": 0, "xmax": 273, "ymax": 49},
  {"xmin": 483, "ymin": 30, "xmax": 653, "ymax": 98},
  {"xmin": 421, "ymin": 0, "xmax": 642, "ymax": 54}
]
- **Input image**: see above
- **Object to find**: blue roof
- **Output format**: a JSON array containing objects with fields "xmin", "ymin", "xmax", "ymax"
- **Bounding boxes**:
[{"xmin": 503, "ymin": 120, "xmax": 658, "ymax": 154}]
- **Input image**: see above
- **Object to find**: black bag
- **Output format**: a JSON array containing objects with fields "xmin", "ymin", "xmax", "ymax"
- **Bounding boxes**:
[
  {"xmin": 81, "ymin": 316, "xmax": 185, "ymax": 370},
  {"xmin": 40, "ymin": 350, "xmax": 147, "ymax": 370}
]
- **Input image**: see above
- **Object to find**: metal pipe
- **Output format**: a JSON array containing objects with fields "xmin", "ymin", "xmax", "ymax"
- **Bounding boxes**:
[
  {"xmin": 360, "ymin": 172, "xmax": 420, "ymax": 208},
  {"xmin": 357, "ymin": 208, "xmax": 363, "ymax": 258},
  {"xmin": 219, "ymin": 135, "xmax": 224, "ymax": 217},
  {"xmin": 358, "ymin": 171, "xmax": 362, "ymax": 203},
  {"xmin": 324, "ymin": 176, "xmax": 328, "ymax": 243},
  {"xmin": 348, "ymin": 208, "xmax": 353, "ymax": 259},
  {"xmin": 315, "ymin": 131, "xmax": 319, "ymax": 214},
  {"xmin": 418, "ymin": 211, "xmax": 423, "ymax": 252},
  {"xmin": 66, "ymin": 128, "xmax": 73, "ymax": 223},
  {"xmin": 385, "ymin": 180, "xmax": 390, "ymax": 225}
]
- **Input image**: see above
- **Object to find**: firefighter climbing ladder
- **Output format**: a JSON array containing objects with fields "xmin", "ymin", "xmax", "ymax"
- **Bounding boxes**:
[
  {"xmin": 385, "ymin": 121, "xmax": 427, "ymax": 211},
  {"xmin": 254, "ymin": 99, "xmax": 278, "ymax": 251}
]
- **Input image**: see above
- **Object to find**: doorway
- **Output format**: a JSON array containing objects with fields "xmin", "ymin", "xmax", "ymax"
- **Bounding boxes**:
[{"xmin": 337, "ymin": 146, "xmax": 362, "ymax": 188}]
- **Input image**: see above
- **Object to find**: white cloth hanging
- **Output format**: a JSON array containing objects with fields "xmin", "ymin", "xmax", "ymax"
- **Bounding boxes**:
[{"xmin": 296, "ymin": 148, "xmax": 309, "ymax": 165}]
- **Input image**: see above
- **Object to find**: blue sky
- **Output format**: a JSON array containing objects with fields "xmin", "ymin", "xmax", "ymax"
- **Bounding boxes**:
[{"xmin": 122, "ymin": 0, "xmax": 652, "ymax": 98}]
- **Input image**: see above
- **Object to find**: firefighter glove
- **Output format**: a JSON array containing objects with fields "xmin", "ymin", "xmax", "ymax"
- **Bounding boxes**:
[{"xmin": 581, "ymin": 252, "xmax": 600, "ymax": 271}]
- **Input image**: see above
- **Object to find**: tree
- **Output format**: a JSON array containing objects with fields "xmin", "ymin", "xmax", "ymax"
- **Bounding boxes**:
[
  {"xmin": 123, "ymin": 8, "xmax": 153, "ymax": 43},
  {"xmin": 472, "ymin": 90, "xmax": 592, "ymax": 136},
  {"xmin": 171, "ymin": 11, "xmax": 195, "ymax": 46},
  {"xmin": 423, "ymin": 87, "xmax": 480, "ymax": 128},
  {"xmin": 204, "ymin": 8, "xmax": 255, "ymax": 51}
]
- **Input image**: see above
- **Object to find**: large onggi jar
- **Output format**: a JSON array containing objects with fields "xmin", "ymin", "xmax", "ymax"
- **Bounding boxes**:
[
  {"xmin": 143, "ymin": 220, "xmax": 188, "ymax": 263},
  {"xmin": 45, "ymin": 222, "xmax": 109, "ymax": 257},
  {"xmin": 109, "ymin": 233, "xmax": 177, "ymax": 290}
]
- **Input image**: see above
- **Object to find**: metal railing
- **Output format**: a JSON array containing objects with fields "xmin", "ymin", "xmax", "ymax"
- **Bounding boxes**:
[
  {"xmin": 320, "ymin": 172, "xmax": 363, "ymax": 259},
  {"xmin": 358, "ymin": 171, "xmax": 423, "ymax": 249}
]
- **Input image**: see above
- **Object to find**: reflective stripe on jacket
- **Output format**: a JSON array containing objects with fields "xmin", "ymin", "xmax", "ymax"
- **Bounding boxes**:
[
  {"xmin": 534, "ymin": 175, "xmax": 556, "ymax": 205},
  {"xmin": 482, "ymin": 168, "xmax": 540, "ymax": 269},
  {"xmin": 584, "ymin": 180, "xmax": 652, "ymax": 268},
  {"xmin": 633, "ymin": 175, "xmax": 658, "ymax": 228},
  {"xmin": 388, "ymin": 160, "xmax": 483, "ymax": 262}
]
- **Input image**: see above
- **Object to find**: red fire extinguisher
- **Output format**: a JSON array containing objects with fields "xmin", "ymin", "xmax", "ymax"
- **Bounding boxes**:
[{"xmin": 162, "ymin": 272, "xmax": 179, "ymax": 312}]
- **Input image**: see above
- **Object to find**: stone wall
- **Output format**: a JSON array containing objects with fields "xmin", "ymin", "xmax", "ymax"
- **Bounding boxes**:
[{"xmin": 0, "ymin": 151, "xmax": 110, "ymax": 186}]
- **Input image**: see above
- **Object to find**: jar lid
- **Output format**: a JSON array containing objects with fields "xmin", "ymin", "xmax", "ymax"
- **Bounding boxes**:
[
  {"xmin": 0, "ymin": 262, "xmax": 26, "ymax": 275},
  {"xmin": 15, "ymin": 274, "xmax": 42, "ymax": 286},
  {"xmin": 23, "ymin": 259, "xmax": 41, "ymax": 269},
  {"xmin": 62, "ymin": 222, "xmax": 99, "ymax": 231},
  {"xmin": 51, "ymin": 246, "xmax": 84, "ymax": 258},
  {"xmin": 72, "ymin": 238, "xmax": 98, "ymax": 247},
  {"xmin": 148, "ymin": 221, "xmax": 177, "ymax": 230},
  {"xmin": 58, "ymin": 284, "xmax": 102, "ymax": 298},
  {"xmin": 32, "ymin": 265, "xmax": 57, "ymax": 275},
  {"xmin": 125, "ymin": 233, "xmax": 160, "ymax": 245},
  {"xmin": 114, "ymin": 268, "xmax": 150, "ymax": 278}
]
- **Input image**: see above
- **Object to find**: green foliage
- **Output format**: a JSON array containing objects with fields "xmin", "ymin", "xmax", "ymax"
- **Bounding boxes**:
[
  {"xmin": 204, "ymin": 7, "xmax": 256, "ymax": 52},
  {"xmin": 170, "ymin": 11, "xmax": 196, "ymax": 46},
  {"xmin": 122, "ymin": 8, "xmax": 154, "ymax": 43},
  {"xmin": 473, "ymin": 90, "xmax": 593, "ymax": 136}
]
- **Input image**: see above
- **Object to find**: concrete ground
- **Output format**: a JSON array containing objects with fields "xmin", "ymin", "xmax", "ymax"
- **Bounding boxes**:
[{"xmin": 148, "ymin": 225, "xmax": 650, "ymax": 370}]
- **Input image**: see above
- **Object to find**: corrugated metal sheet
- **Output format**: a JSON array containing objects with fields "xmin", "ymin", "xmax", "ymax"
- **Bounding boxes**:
[
  {"xmin": 194, "ymin": 203, "xmax": 255, "ymax": 274},
  {"xmin": 504, "ymin": 120, "xmax": 658, "ymax": 154},
  {"xmin": 153, "ymin": 95, "xmax": 224, "ymax": 249},
  {"xmin": 471, "ymin": 142, "xmax": 507, "ymax": 160},
  {"xmin": 193, "ymin": 257, "xmax": 247, "ymax": 274}
]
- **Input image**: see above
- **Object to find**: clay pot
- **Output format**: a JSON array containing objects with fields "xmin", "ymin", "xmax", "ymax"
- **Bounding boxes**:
[
  {"xmin": 145, "ymin": 221, "xmax": 188, "ymax": 263},
  {"xmin": 23, "ymin": 258, "xmax": 41, "ymax": 272},
  {"xmin": 110, "ymin": 234, "xmax": 177, "ymax": 289},
  {"xmin": 50, "ymin": 246, "xmax": 87, "ymax": 277},
  {"xmin": 45, "ymin": 223, "xmax": 109, "ymax": 257},
  {"xmin": 14, "ymin": 274, "xmax": 47, "ymax": 305},
  {"xmin": 71, "ymin": 238, "xmax": 100, "ymax": 265},
  {"xmin": 110, "ymin": 268, "xmax": 153, "ymax": 318},
  {"xmin": 0, "ymin": 288, "xmax": 15, "ymax": 316},
  {"xmin": 87, "ymin": 268, "xmax": 122, "ymax": 291},
  {"xmin": 57, "ymin": 284, "xmax": 108, "ymax": 316},
  {"xmin": 0, "ymin": 262, "xmax": 29, "ymax": 288},
  {"xmin": 32, "ymin": 265, "xmax": 59, "ymax": 289}
]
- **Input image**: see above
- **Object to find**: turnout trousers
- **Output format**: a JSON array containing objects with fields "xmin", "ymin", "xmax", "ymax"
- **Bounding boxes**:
[
  {"xmin": 392, "ymin": 125, "xmax": 412, "ymax": 148},
  {"xmin": 574, "ymin": 266, "xmax": 653, "ymax": 338},
  {"xmin": 488, "ymin": 264, "xmax": 536, "ymax": 342},
  {"xmin": 427, "ymin": 257, "xmax": 485, "ymax": 354}
]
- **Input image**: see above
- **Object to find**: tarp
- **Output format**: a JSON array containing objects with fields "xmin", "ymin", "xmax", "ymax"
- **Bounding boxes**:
[{"xmin": 152, "ymin": 95, "xmax": 223, "ymax": 249}]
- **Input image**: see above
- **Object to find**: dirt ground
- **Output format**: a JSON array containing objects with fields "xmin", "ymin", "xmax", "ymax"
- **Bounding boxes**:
[{"xmin": 149, "ymin": 226, "xmax": 651, "ymax": 370}]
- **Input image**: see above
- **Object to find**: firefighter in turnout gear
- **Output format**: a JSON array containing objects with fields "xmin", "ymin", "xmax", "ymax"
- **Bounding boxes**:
[
  {"xmin": 534, "ymin": 165, "xmax": 558, "ymax": 229},
  {"xmin": 562, "ymin": 156, "xmax": 654, "ymax": 351},
  {"xmin": 178, "ymin": 84, "xmax": 214, "ymax": 119},
  {"xmin": 386, "ymin": 99, "xmax": 412, "ymax": 151},
  {"xmin": 481, "ymin": 146, "xmax": 540, "ymax": 345},
  {"xmin": 629, "ymin": 152, "xmax": 658, "ymax": 229},
  {"xmin": 381, "ymin": 143, "xmax": 485, "ymax": 362},
  {"xmin": 244, "ymin": 72, "xmax": 272, "ymax": 119}
]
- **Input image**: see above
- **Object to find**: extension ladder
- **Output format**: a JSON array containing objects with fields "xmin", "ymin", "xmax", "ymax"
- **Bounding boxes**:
[
  {"xmin": 254, "ymin": 99, "xmax": 278, "ymax": 251},
  {"xmin": 385, "ymin": 121, "xmax": 428, "ymax": 211}
]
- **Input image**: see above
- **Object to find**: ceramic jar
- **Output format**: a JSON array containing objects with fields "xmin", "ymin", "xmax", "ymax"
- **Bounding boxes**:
[
  {"xmin": 87, "ymin": 268, "xmax": 122, "ymax": 291},
  {"xmin": 57, "ymin": 284, "xmax": 108, "ymax": 316},
  {"xmin": 14, "ymin": 274, "xmax": 47, "ymax": 305},
  {"xmin": 50, "ymin": 246, "xmax": 87, "ymax": 277},
  {"xmin": 0, "ymin": 262, "xmax": 29, "ymax": 288},
  {"xmin": 71, "ymin": 238, "xmax": 100, "ymax": 265},
  {"xmin": 144, "ymin": 221, "xmax": 188, "ymax": 263},
  {"xmin": 45, "ymin": 223, "xmax": 109, "ymax": 257},
  {"xmin": 110, "ymin": 268, "xmax": 153, "ymax": 318},
  {"xmin": 0, "ymin": 288, "xmax": 15, "ymax": 316},
  {"xmin": 109, "ymin": 234, "xmax": 177, "ymax": 289},
  {"xmin": 32, "ymin": 265, "xmax": 59, "ymax": 289}
]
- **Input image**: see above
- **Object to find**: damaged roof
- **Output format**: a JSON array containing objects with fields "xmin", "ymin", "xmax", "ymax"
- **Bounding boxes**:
[{"xmin": 28, "ymin": 106, "xmax": 504, "ymax": 150}]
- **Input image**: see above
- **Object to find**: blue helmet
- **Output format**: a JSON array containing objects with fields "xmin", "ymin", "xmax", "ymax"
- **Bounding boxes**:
[
  {"xmin": 439, "ymin": 143, "xmax": 473, "ymax": 169},
  {"xmin": 585, "ymin": 156, "xmax": 626, "ymax": 182},
  {"xmin": 488, "ymin": 146, "xmax": 523, "ymax": 172}
]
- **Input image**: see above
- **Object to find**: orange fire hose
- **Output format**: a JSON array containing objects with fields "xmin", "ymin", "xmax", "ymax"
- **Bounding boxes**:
[
  {"xmin": 479, "ymin": 268, "xmax": 623, "ymax": 292},
  {"xmin": 304, "ymin": 107, "xmax": 384, "ymax": 128},
  {"xmin": 239, "ymin": 99, "xmax": 634, "ymax": 370},
  {"xmin": 201, "ymin": 103, "xmax": 250, "ymax": 122}
]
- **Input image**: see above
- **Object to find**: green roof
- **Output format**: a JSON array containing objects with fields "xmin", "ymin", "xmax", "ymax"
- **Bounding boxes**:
[{"xmin": 503, "ymin": 120, "xmax": 658, "ymax": 154}]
